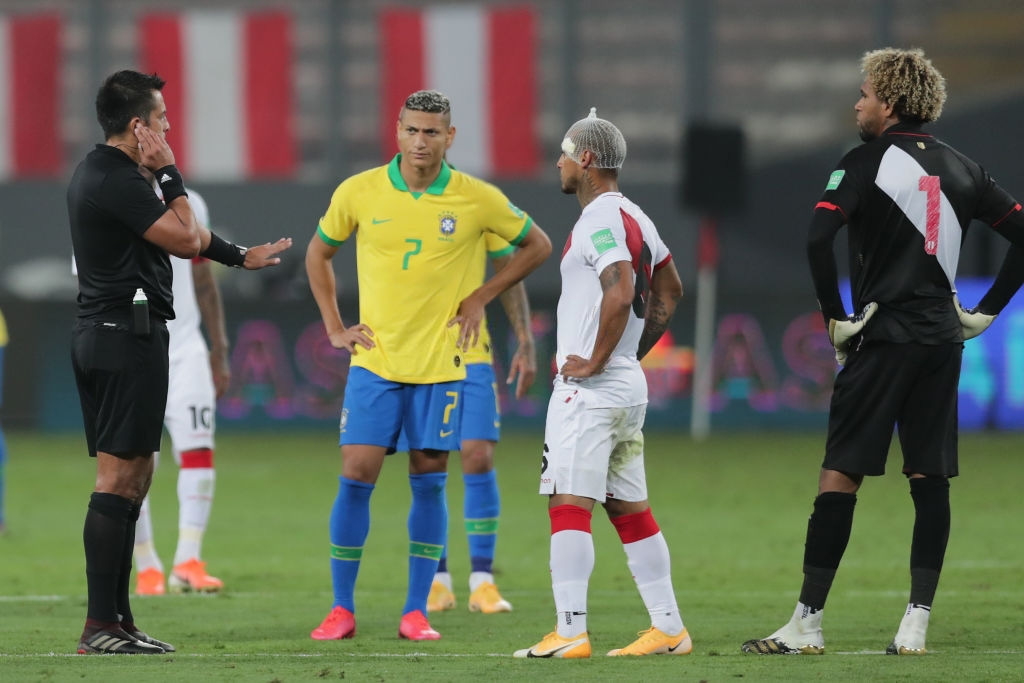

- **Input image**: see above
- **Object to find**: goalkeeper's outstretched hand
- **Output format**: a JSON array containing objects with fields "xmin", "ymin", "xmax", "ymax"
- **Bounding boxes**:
[
  {"xmin": 827, "ymin": 302, "xmax": 878, "ymax": 366},
  {"xmin": 954, "ymin": 294, "xmax": 996, "ymax": 340}
]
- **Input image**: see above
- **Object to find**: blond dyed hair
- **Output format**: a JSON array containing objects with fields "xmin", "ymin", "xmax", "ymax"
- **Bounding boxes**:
[{"xmin": 861, "ymin": 48, "xmax": 946, "ymax": 123}]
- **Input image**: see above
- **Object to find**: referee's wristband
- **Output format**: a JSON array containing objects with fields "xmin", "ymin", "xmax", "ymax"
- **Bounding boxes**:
[
  {"xmin": 202, "ymin": 231, "xmax": 247, "ymax": 268},
  {"xmin": 154, "ymin": 165, "xmax": 187, "ymax": 203}
]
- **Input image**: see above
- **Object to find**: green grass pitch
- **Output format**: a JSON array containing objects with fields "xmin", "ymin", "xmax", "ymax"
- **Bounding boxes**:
[{"xmin": 1, "ymin": 429, "xmax": 1023, "ymax": 681}]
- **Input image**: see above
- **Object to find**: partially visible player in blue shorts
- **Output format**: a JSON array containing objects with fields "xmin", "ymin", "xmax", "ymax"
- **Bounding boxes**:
[
  {"xmin": 305, "ymin": 89, "xmax": 550, "ymax": 642},
  {"xmin": 421, "ymin": 239, "xmax": 537, "ymax": 615}
]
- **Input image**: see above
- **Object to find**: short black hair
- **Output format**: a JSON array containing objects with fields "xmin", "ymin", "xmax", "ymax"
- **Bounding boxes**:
[
  {"xmin": 95, "ymin": 70, "xmax": 166, "ymax": 139},
  {"xmin": 400, "ymin": 89, "xmax": 451, "ymax": 121}
]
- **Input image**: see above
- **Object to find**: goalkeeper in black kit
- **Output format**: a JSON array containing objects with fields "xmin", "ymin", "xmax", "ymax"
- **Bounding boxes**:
[{"xmin": 742, "ymin": 47, "xmax": 1024, "ymax": 656}]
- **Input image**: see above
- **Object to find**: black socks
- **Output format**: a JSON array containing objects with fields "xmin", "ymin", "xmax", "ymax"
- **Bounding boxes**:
[
  {"xmin": 909, "ymin": 477, "xmax": 950, "ymax": 607},
  {"xmin": 799, "ymin": 491, "xmax": 857, "ymax": 610},
  {"xmin": 83, "ymin": 492, "xmax": 139, "ymax": 624}
]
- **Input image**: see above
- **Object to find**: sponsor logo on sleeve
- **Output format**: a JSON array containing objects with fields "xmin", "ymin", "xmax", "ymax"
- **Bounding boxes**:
[
  {"xmin": 825, "ymin": 170, "xmax": 845, "ymax": 191},
  {"xmin": 590, "ymin": 228, "xmax": 617, "ymax": 255}
]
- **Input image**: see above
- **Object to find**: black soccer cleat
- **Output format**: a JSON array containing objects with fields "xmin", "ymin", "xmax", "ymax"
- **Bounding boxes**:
[
  {"xmin": 126, "ymin": 627, "xmax": 176, "ymax": 653},
  {"xmin": 77, "ymin": 627, "xmax": 166, "ymax": 654}
]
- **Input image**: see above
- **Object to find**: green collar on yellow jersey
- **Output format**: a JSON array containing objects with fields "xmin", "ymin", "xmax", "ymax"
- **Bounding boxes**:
[{"xmin": 387, "ymin": 154, "xmax": 452, "ymax": 198}]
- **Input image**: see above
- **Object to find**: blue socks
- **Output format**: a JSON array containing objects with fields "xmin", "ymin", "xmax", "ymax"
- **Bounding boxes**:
[
  {"xmin": 329, "ymin": 476, "xmax": 374, "ymax": 611},
  {"xmin": 405, "ymin": 472, "xmax": 447, "ymax": 614},
  {"xmin": 464, "ymin": 471, "xmax": 499, "ymax": 573}
]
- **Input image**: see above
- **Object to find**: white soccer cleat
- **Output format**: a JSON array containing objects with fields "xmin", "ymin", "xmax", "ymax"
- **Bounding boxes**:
[
  {"xmin": 742, "ymin": 604, "xmax": 824, "ymax": 655},
  {"xmin": 887, "ymin": 603, "xmax": 930, "ymax": 655}
]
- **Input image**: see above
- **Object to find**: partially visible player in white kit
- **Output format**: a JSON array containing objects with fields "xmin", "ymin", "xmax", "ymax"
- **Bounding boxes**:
[
  {"xmin": 133, "ymin": 187, "xmax": 228, "ymax": 595},
  {"xmin": 514, "ymin": 109, "xmax": 687, "ymax": 659}
]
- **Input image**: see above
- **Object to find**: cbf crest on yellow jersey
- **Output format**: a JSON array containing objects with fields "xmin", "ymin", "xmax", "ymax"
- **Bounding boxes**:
[{"xmin": 317, "ymin": 155, "xmax": 532, "ymax": 384}]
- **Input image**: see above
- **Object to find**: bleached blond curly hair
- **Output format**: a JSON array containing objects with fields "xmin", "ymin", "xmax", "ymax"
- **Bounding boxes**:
[{"xmin": 862, "ymin": 48, "xmax": 946, "ymax": 123}]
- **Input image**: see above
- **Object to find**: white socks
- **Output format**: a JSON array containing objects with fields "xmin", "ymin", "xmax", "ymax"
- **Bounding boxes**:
[
  {"xmin": 469, "ymin": 571, "xmax": 493, "ymax": 592},
  {"xmin": 622, "ymin": 531, "xmax": 684, "ymax": 635},
  {"xmin": 173, "ymin": 467, "xmax": 215, "ymax": 566},
  {"xmin": 434, "ymin": 570, "xmax": 453, "ymax": 591},
  {"xmin": 550, "ymin": 529, "xmax": 594, "ymax": 638},
  {"xmin": 133, "ymin": 496, "xmax": 163, "ymax": 573}
]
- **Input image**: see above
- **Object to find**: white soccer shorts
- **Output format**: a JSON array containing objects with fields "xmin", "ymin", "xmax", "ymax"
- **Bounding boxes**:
[
  {"xmin": 540, "ymin": 383, "xmax": 648, "ymax": 502},
  {"xmin": 164, "ymin": 340, "xmax": 216, "ymax": 462}
]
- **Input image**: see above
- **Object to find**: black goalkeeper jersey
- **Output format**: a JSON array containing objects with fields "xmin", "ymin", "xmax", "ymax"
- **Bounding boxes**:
[{"xmin": 809, "ymin": 122, "xmax": 1024, "ymax": 344}]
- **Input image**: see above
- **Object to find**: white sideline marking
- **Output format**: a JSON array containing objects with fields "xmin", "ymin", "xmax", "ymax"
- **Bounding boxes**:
[
  {"xmin": 0, "ymin": 595, "xmax": 65, "ymax": 602},
  {"xmin": 3, "ymin": 650, "xmax": 1024, "ymax": 658}
]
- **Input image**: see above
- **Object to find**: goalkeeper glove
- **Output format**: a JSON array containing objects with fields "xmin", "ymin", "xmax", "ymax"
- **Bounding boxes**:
[
  {"xmin": 827, "ymin": 301, "xmax": 878, "ymax": 366},
  {"xmin": 953, "ymin": 294, "xmax": 996, "ymax": 340}
]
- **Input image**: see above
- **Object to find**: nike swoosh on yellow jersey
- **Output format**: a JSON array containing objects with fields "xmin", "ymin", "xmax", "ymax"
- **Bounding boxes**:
[{"xmin": 371, "ymin": 217, "xmax": 392, "ymax": 225}]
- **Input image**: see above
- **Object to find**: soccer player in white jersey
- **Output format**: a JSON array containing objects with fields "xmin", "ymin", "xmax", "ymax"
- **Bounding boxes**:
[
  {"xmin": 514, "ymin": 109, "xmax": 687, "ymax": 659},
  {"xmin": 133, "ymin": 187, "xmax": 228, "ymax": 595}
]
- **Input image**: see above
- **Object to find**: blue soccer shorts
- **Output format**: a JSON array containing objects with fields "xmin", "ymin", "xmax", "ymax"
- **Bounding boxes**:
[
  {"xmin": 396, "ymin": 362, "xmax": 499, "ymax": 452},
  {"xmin": 340, "ymin": 366, "xmax": 463, "ymax": 453},
  {"xmin": 460, "ymin": 362, "xmax": 501, "ymax": 443}
]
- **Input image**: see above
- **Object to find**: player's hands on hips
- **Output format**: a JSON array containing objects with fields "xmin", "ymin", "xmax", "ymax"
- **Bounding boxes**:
[
  {"xmin": 134, "ymin": 124, "xmax": 176, "ymax": 171},
  {"xmin": 828, "ymin": 301, "xmax": 878, "ymax": 366},
  {"xmin": 560, "ymin": 354, "xmax": 604, "ymax": 380},
  {"xmin": 449, "ymin": 294, "xmax": 486, "ymax": 352},
  {"xmin": 507, "ymin": 341, "xmax": 537, "ymax": 399},
  {"xmin": 954, "ymin": 294, "xmax": 996, "ymax": 340},
  {"xmin": 329, "ymin": 324, "xmax": 375, "ymax": 354},
  {"xmin": 242, "ymin": 237, "xmax": 293, "ymax": 269}
]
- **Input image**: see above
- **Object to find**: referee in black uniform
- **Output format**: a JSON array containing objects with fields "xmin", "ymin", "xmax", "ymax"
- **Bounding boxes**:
[
  {"xmin": 68, "ymin": 70, "xmax": 291, "ymax": 654},
  {"xmin": 743, "ymin": 48, "xmax": 1024, "ymax": 656}
]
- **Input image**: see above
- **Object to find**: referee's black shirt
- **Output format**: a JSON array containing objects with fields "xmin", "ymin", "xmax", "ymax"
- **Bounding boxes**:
[
  {"xmin": 809, "ymin": 122, "xmax": 1024, "ymax": 345},
  {"xmin": 67, "ymin": 145, "xmax": 175, "ymax": 322}
]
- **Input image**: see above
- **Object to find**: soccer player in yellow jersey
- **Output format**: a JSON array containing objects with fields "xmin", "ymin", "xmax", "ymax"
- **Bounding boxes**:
[
  {"xmin": 423, "ymin": 230, "xmax": 537, "ymax": 615},
  {"xmin": 306, "ymin": 90, "xmax": 551, "ymax": 641}
]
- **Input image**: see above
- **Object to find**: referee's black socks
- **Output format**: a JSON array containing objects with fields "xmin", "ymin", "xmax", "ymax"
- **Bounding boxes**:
[{"xmin": 83, "ymin": 492, "xmax": 138, "ymax": 625}]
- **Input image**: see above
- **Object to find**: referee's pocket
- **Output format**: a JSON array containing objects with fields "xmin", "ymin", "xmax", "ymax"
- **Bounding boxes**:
[{"xmin": 90, "ymin": 322, "xmax": 131, "ymax": 372}]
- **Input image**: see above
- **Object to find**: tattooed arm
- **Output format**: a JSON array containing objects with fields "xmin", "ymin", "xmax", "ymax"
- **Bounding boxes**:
[
  {"xmin": 560, "ymin": 260, "xmax": 634, "ymax": 379},
  {"xmin": 637, "ymin": 258, "xmax": 683, "ymax": 361},
  {"xmin": 492, "ymin": 253, "xmax": 537, "ymax": 399},
  {"xmin": 192, "ymin": 259, "xmax": 231, "ymax": 398}
]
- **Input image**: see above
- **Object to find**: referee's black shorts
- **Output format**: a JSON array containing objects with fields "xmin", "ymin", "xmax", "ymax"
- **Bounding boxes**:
[
  {"xmin": 71, "ymin": 318, "xmax": 169, "ymax": 458},
  {"xmin": 824, "ymin": 341, "xmax": 961, "ymax": 477}
]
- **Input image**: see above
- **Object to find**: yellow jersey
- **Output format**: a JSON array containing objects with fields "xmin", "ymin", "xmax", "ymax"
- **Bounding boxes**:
[
  {"xmin": 0, "ymin": 306, "xmax": 7, "ymax": 347},
  {"xmin": 462, "ymin": 232, "xmax": 517, "ymax": 366},
  {"xmin": 317, "ymin": 155, "xmax": 532, "ymax": 383}
]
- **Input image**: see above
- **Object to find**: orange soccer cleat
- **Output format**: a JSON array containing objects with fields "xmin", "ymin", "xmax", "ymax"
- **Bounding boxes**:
[
  {"xmin": 311, "ymin": 606, "xmax": 356, "ymax": 640},
  {"xmin": 168, "ymin": 558, "xmax": 224, "ymax": 593},
  {"xmin": 398, "ymin": 610, "xmax": 441, "ymax": 641},
  {"xmin": 134, "ymin": 568, "xmax": 166, "ymax": 596}
]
